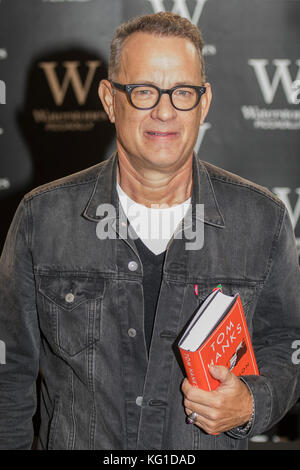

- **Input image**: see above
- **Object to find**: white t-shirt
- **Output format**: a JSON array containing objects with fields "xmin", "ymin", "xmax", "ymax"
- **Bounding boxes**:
[{"xmin": 117, "ymin": 182, "xmax": 191, "ymax": 255}]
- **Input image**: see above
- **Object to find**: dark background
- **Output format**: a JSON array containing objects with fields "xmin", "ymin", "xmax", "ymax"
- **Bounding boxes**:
[{"xmin": 0, "ymin": 0, "xmax": 299, "ymax": 448}]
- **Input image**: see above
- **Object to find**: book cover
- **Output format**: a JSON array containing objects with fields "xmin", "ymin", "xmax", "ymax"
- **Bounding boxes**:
[{"xmin": 178, "ymin": 288, "xmax": 259, "ymax": 391}]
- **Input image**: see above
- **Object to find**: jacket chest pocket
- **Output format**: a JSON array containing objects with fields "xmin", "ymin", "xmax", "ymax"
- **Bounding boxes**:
[
  {"xmin": 38, "ymin": 275, "xmax": 105, "ymax": 357},
  {"xmin": 194, "ymin": 281, "xmax": 260, "ymax": 330}
]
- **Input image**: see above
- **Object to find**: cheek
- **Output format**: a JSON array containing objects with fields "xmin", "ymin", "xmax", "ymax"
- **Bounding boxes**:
[
  {"xmin": 182, "ymin": 113, "xmax": 201, "ymax": 138},
  {"xmin": 192, "ymin": 107, "xmax": 202, "ymax": 125},
  {"xmin": 115, "ymin": 107, "xmax": 147, "ymax": 138},
  {"xmin": 114, "ymin": 112, "xmax": 146, "ymax": 149}
]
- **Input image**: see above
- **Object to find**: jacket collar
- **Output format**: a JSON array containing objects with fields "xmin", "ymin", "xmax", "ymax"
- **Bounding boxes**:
[{"xmin": 82, "ymin": 152, "xmax": 225, "ymax": 228}]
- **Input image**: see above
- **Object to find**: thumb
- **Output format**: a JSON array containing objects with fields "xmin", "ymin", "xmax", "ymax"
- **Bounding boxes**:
[{"xmin": 209, "ymin": 365, "xmax": 232, "ymax": 384}]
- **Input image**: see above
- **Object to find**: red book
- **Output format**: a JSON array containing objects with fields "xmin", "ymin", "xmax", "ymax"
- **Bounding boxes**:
[{"xmin": 178, "ymin": 288, "xmax": 259, "ymax": 390}]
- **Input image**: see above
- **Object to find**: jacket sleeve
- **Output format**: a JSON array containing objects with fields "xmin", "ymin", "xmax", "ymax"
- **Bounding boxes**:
[
  {"xmin": 229, "ymin": 206, "xmax": 300, "ymax": 439},
  {"xmin": 0, "ymin": 197, "xmax": 40, "ymax": 450}
]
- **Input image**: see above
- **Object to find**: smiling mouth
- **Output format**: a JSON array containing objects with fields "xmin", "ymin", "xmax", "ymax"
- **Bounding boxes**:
[{"xmin": 146, "ymin": 131, "xmax": 178, "ymax": 138}]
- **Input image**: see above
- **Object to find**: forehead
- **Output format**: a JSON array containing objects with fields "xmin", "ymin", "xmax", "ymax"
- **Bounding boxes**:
[{"xmin": 118, "ymin": 32, "xmax": 202, "ymax": 84}]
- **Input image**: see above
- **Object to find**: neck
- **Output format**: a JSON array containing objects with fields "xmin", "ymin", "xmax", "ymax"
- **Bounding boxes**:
[{"xmin": 116, "ymin": 150, "xmax": 193, "ymax": 208}]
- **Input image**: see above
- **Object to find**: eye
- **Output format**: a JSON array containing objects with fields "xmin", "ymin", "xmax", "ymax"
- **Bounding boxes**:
[
  {"xmin": 175, "ymin": 88, "xmax": 192, "ymax": 97},
  {"xmin": 133, "ymin": 87, "xmax": 155, "ymax": 96}
]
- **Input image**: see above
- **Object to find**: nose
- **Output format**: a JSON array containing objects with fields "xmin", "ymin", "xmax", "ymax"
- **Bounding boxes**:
[{"xmin": 150, "ymin": 92, "xmax": 177, "ymax": 122}]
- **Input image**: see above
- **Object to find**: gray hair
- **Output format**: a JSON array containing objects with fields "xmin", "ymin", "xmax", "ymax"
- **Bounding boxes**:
[{"xmin": 108, "ymin": 12, "xmax": 206, "ymax": 82}]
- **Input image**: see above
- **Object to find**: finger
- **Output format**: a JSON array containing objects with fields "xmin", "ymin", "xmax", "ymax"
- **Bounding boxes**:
[
  {"xmin": 184, "ymin": 398, "xmax": 221, "ymax": 421},
  {"xmin": 209, "ymin": 366, "xmax": 231, "ymax": 382},
  {"xmin": 181, "ymin": 378, "xmax": 217, "ymax": 406},
  {"xmin": 184, "ymin": 406, "xmax": 221, "ymax": 435},
  {"xmin": 194, "ymin": 415, "xmax": 222, "ymax": 435},
  {"xmin": 209, "ymin": 365, "xmax": 235, "ymax": 385}
]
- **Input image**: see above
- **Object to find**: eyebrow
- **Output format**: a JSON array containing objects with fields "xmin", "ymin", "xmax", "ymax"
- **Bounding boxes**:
[{"xmin": 128, "ymin": 80, "xmax": 199, "ymax": 87}]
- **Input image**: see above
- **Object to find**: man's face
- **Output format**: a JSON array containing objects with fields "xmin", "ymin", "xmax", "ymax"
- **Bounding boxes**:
[{"xmin": 100, "ymin": 32, "xmax": 211, "ymax": 173}]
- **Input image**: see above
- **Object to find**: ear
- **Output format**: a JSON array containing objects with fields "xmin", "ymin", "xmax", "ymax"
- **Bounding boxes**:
[
  {"xmin": 199, "ymin": 82, "xmax": 212, "ymax": 125},
  {"xmin": 98, "ymin": 79, "xmax": 115, "ymax": 123}
]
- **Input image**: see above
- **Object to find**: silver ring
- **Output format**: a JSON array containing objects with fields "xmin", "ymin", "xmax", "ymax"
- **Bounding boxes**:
[{"xmin": 187, "ymin": 411, "xmax": 198, "ymax": 424}]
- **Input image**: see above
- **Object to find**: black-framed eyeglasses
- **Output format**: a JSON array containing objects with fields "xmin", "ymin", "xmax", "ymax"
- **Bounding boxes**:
[{"xmin": 111, "ymin": 81, "xmax": 206, "ymax": 111}]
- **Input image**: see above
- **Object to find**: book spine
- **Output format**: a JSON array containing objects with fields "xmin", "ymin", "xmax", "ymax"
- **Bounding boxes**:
[{"xmin": 179, "ymin": 348, "xmax": 210, "ymax": 390}]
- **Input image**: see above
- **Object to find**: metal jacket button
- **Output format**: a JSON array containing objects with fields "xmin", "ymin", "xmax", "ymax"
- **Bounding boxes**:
[
  {"xmin": 65, "ymin": 293, "xmax": 75, "ymax": 303},
  {"xmin": 128, "ymin": 328, "xmax": 137, "ymax": 338},
  {"xmin": 128, "ymin": 261, "xmax": 138, "ymax": 271},
  {"xmin": 136, "ymin": 396, "xmax": 143, "ymax": 407}
]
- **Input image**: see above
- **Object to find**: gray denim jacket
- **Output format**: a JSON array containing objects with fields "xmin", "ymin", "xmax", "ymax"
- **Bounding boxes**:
[{"xmin": 0, "ymin": 153, "xmax": 299, "ymax": 450}]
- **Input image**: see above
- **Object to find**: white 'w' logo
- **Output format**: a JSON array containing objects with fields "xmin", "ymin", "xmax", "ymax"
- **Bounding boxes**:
[
  {"xmin": 249, "ymin": 59, "xmax": 300, "ymax": 104},
  {"xmin": 147, "ymin": 0, "xmax": 208, "ymax": 24}
]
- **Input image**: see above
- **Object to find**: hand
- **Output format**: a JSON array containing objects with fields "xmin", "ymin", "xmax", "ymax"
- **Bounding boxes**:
[{"xmin": 181, "ymin": 365, "xmax": 253, "ymax": 435}]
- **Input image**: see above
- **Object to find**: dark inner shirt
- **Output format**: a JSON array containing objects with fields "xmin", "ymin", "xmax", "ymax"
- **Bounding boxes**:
[{"xmin": 134, "ymin": 237, "xmax": 166, "ymax": 355}]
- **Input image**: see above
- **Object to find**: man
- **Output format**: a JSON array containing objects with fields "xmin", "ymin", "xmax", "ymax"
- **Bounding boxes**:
[{"xmin": 0, "ymin": 12, "xmax": 299, "ymax": 450}]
